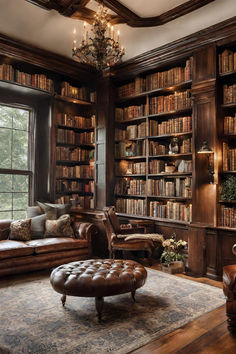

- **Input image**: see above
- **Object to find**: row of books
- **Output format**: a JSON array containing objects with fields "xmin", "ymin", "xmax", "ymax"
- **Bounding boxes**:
[
  {"xmin": 224, "ymin": 115, "xmax": 236, "ymax": 135},
  {"xmin": 57, "ymin": 113, "xmax": 95, "ymax": 129},
  {"xmin": 150, "ymin": 116, "xmax": 192, "ymax": 136},
  {"xmin": 149, "ymin": 160, "xmax": 192, "ymax": 175},
  {"xmin": 222, "ymin": 142, "xmax": 236, "ymax": 171},
  {"xmin": 56, "ymin": 146, "xmax": 94, "ymax": 161},
  {"xmin": 56, "ymin": 165, "xmax": 94, "ymax": 178},
  {"xmin": 55, "ymin": 195, "xmax": 94, "ymax": 209},
  {"xmin": 61, "ymin": 81, "xmax": 91, "ymax": 101},
  {"xmin": 149, "ymin": 138, "xmax": 192, "ymax": 156},
  {"xmin": 223, "ymin": 84, "xmax": 236, "ymax": 104},
  {"xmin": 114, "ymin": 178, "xmax": 146, "ymax": 196},
  {"xmin": 115, "ymin": 141, "xmax": 146, "ymax": 158},
  {"xmin": 56, "ymin": 180, "xmax": 94, "ymax": 194},
  {"xmin": 149, "ymin": 90, "xmax": 191, "ymax": 114},
  {"xmin": 115, "ymin": 198, "xmax": 146, "ymax": 216},
  {"xmin": 0, "ymin": 63, "xmax": 53, "ymax": 92},
  {"xmin": 147, "ymin": 177, "xmax": 192, "ymax": 198},
  {"xmin": 220, "ymin": 206, "xmax": 236, "ymax": 228},
  {"xmin": 57, "ymin": 129, "xmax": 94, "ymax": 145},
  {"xmin": 117, "ymin": 58, "xmax": 192, "ymax": 98},
  {"xmin": 115, "ymin": 161, "xmax": 146, "ymax": 175},
  {"xmin": 115, "ymin": 122, "xmax": 146, "ymax": 140},
  {"xmin": 149, "ymin": 201, "xmax": 192, "ymax": 222},
  {"xmin": 115, "ymin": 105, "xmax": 147, "ymax": 121},
  {"xmin": 219, "ymin": 49, "xmax": 236, "ymax": 74}
]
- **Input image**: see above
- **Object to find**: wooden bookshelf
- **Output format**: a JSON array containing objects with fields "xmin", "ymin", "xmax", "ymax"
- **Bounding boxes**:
[{"xmin": 114, "ymin": 57, "xmax": 193, "ymax": 221}]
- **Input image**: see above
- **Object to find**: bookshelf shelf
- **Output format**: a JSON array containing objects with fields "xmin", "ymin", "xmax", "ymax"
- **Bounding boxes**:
[
  {"xmin": 221, "ymin": 103, "xmax": 236, "ymax": 108},
  {"xmin": 0, "ymin": 79, "xmax": 53, "ymax": 97},
  {"xmin": 115, "ymin": 116, "xmax": 147, "ymax": 124},
  {"xmin": 117, "ymin": 213, "xmax": 190, "ymax": 225},
  {"xmin": 57, "ymin": 124, "xmax": 94, "ymax": 132},
  {"xmin": 148, "ymin": 131, "xmax": 192, "ymax": 139},
  {"xmin": 147, "ymin": 195, "xmax": 192, "ymax": 201},
  {"xmin": 56, "ymin": 191, "xmax": 93, "ymax": 197},
  {"xmin": 54, "ymin": 93, "xmax": 93, "ymax": 105},
  {"xmin": 56, "ymin": 177, "xmax": 94, "ymax": 180},
  {"xmin": 149, "ymin": 153, "xmax": 192, "ymax": 158},
  {"xmin": 115, "ymin": 156, "xmax": 146, "ymax": 160},
  {"xmin": 56, "ymin": 160, "xmax": 93, "ymax": 165},
  {"xmin": 116, "ymin": 174, "xmax": 146, "ymax": 177},
  {"xmin": 148, "ymin": 108, "xmax": 192, "ymax": 119},
  {"xmin": 115, "ymin": 194, "xmax": 146, "ymax": 198},
  {"xmin": 219, "ymin": 200, "xmax": 236, "ymax": 204},
  {"xmin": 219, "ymin": 70, "xmax": 236, "ymax": 78},
  {"xmin": 148, "ymin": 172, "xmax": 192, "ymax": 177},
  {"xmin": 56, "ymin": 142, "xmax": 95, "ymax": 149},
  {"xmin": 222, "ymin": 171, "xmax": 236, "ymax": 174},
  {"xmin": 116, "ymin": 80, "xmax": 192, "ymax": 103}
]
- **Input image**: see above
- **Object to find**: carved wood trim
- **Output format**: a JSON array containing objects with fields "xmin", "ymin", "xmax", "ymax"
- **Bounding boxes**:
[
  {"xmin": 0, "ymin": 33, "xmax": 97, "ymax": 84},
  {"xmin": 111, "ymin": 16, "xmax": 236, "ymax": 80},
  {"xmin": 26, "ymin": 0, "xmax": 215, "ymax": 27}
]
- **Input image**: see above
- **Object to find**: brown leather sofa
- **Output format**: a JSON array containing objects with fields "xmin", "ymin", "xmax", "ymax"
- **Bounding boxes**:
[{"xmin": 0, "ymin": 220, "xmax": 97, "ymax": 277}]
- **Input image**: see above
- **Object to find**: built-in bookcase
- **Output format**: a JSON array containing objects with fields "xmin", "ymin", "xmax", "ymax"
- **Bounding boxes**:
[
  {"xmin": 114, "ymin": 58, "xmax": 193, "ymax": 223},
  {"xmin": 218, "ymin": 46, "xmax": 236, "ymax": 229}
]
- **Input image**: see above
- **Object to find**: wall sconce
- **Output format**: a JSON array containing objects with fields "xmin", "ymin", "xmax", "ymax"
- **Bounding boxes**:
[{"xmin": 197, "ymin": 141, "xmax": 214, "ymax": 184}]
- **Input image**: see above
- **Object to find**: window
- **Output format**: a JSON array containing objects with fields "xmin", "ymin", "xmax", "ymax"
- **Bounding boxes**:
[{"xmin": 0, "ymin": 104, "xmax": 33, "ymax": 220}]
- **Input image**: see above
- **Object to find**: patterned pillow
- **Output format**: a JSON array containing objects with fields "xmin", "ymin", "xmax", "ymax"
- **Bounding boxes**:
[
  {"xmin": 44, "ymin": 214, "xmax": 74, "ymax": 238},
  {"xmin": 31, "ymin": 214, "xmax": 47, "ymax": 239},
  {"xmin": 9, "ymin": 219, "xmax": 32, "ymax": 241},
  {"xmin": 36, "ymin": 201, "xmax": 57, "ymax": 220}
]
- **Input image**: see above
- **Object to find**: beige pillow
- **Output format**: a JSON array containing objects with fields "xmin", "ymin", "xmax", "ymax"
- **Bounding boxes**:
[
  {"xmin": 9, "ymin": 219, "xmax": 31, "ymax": 241},
  {"xmin": 124, "ymin": 233, "xmax": 164, "ymax": 243},
  {"xmin": 44, "ymin": 214, "xmax": 74, "ymax": 238}
]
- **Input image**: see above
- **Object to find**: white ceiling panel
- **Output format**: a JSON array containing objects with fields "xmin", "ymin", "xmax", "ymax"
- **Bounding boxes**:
[{"xmin": 118, "ymin": 0, "xmax": 189, "ymax": 18}]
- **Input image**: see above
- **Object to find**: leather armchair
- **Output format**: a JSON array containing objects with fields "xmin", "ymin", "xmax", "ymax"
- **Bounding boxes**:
[
  {"xmin": 103, "ymin": 206, "xmax": 164, "ymax": 265},
  {"xmin": 223, "ymin": 244, "xmax": 236, "ymax": 332}
]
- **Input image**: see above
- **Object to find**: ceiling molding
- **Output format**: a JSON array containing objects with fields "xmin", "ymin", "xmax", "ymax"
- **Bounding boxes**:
[
  {"xmin": 110, "ymin": 16, "xmax": 236, "ymax": 80},
  {"xmin": 26, "ymin": 0, "xmax": 216, "ymax": 27}
]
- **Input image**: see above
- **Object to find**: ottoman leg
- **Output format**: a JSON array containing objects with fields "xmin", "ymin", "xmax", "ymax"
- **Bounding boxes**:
[
  {"xmin": 131, "ymin": 290, "xmax": 136, "ymax": 302},
  {"xmin": 61, "ymin": 294, "xmax": 66, "ymax": 306},
  {"xmin": 95, "ymin": 297, "xmax": 104, "ymax": 321}
]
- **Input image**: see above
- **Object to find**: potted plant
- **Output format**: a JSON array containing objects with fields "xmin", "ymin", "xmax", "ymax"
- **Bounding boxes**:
[{"xmin": 160, "ymin": 233, "xmax": 187, "ymax": 274}]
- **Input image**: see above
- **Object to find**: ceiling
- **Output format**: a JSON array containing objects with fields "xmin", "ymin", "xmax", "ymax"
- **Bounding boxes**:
[
  {"xmin": 26, "ymin": 0, "xmax": 215, "ymax": 26},
  {"xmin": 0, "ymin": 0, "xmax": 235, "ymax": 62}
]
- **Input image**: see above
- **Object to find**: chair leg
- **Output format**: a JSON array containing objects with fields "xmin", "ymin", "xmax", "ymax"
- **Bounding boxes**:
[{"xmin": 147, "ymin": 250, "xmax": 152, "ymax": 266}]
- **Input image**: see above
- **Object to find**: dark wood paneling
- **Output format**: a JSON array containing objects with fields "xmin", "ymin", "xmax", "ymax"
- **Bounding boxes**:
[
  {"xmin": 193, "ymin": 46, "xmax": 216, "ymax": 82},
  {"xmin": 188, "ymin": 224, "xmax": 206, "ymax": 275},
  {"xmin": 112, "ymin": 17, "xmax": 236, "ymax": 81},
  {"xmin": 206, "ymin": 229, "xmax": 218, "ymax": 279}
]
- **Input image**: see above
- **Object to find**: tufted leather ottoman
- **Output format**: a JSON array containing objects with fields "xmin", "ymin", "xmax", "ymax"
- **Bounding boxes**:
[{"xmin": 50, "ymin": 259, "xmax": 147, "ymax": 320}]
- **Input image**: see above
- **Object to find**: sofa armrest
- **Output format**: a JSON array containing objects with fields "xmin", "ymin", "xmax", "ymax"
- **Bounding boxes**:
[
  {"xmin": 0, "ymin": 220, "xmax": 11, "ymax": 240},
  {"xmin": 72, "ymin": 222, "xmax": 98, "ymax": 257}
]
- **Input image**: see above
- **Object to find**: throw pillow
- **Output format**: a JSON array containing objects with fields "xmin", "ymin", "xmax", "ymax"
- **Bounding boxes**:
[
  {"xmin": 44, "ymin": 214, "xmax": 74, "ymax": 238},
  {"xmin": 27, "ymin": 206, "xmax": 42, "ymax": 218},
  {"xmin": 9, "ymin": 219, "xmax": 31, "ymax": 241},
  {"xmin": 30, "ymin": 214, "xmax": 47, "ymax": 239},
  {"xmin": 36, "ymin": 201, "xmax": 57, "ymax": 220},
  {"xmin": 37, "ymin": 201, "xmax": 70, "ymax": 218}
]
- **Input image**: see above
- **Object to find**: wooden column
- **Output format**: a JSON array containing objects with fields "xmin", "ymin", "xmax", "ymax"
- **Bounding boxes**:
[
  {"xmin": 95, "ymin": 69, "xmax": 115, "ymax": 209},
  {"xmin": 188, "ymin": 45, "xmax": 217, "ymax": 275}
]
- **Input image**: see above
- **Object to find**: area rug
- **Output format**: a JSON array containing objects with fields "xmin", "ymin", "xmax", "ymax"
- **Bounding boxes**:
[{"xmin": 0, "ymin": 268, "xmax": 225, "ymax": 354}]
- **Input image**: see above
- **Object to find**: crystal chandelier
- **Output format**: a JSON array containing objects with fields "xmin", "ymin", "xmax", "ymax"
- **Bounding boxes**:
[{"xmin": 72, "ymin": 4, "xmax": 125, "ymax": 70}]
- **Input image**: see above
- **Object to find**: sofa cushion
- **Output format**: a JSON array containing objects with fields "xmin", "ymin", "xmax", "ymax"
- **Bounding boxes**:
[
  {"xmin": 31, "ymin": 214, "xmax": 47, "ymax": 239},
  {"xmin": 36, "ymin": 201, "xmax": 58, "ymax": 220},
  {"xmin": 44, "ymin": 214, "xmax": 74, "ymax": 238},
  {"xmin": 9, "ymin": 219, "xmax": 32, "ymax": 241},
  {"xmin": 26, "ymin": 238, "xmax": 88, "ymax": 254},
  {"xmin": 0, "ymin": 240, "xmax": 34, "ymax": 260}
]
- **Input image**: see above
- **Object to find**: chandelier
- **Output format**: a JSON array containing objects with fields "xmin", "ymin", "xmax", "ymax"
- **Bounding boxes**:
[{"xmin": 72, "ymin": 4, "xmax": 125, "ymax": 70}]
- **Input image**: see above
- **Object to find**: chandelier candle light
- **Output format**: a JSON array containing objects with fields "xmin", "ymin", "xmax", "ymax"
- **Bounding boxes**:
[{"xmin": 72, "ymin": 4, "xmax": 125, "ymax": 70}]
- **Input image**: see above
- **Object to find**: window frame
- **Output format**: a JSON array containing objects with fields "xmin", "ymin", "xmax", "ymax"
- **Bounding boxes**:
[{"xmin": 0, "ymin": 102, "xmax": 35, "ymax": 218}]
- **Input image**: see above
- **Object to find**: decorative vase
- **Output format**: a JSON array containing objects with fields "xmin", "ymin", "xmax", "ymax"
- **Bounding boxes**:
[{"xmin": 161, "ymin": 261, "xmax": 185, "ymax": 274}]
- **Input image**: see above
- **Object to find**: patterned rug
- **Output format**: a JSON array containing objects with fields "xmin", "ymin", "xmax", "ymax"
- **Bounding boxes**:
[{"xmin": 0, "ymin": 268, "xmax": 225, "ymax": 354}]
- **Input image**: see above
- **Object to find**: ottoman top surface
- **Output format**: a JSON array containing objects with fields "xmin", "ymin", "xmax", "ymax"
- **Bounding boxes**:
[{"xmin": 50, "ymin": 259, "xmax": 147, "ymax": 298}]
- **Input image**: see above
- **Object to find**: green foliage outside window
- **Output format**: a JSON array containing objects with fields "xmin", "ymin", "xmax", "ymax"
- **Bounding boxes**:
[{"xmin": 0, "ymin": 105, "xmax": 31, "ymax": 220}]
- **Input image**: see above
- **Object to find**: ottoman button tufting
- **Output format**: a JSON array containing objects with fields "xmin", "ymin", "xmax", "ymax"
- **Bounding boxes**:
[{"xmin": 50, "ymin": 259, "xmax": 147, "ymax": 321}]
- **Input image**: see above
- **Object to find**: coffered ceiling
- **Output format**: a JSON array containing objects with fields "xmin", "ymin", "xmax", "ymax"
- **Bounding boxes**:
[{"xmin": 26, "ymin": 0, "xmax": 215, "ymax": 27}]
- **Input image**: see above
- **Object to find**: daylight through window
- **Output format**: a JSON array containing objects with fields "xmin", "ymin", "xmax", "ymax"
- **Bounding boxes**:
[{"xmin": 0, "ymin": 104, "xmax": 32, "ymax": 220}]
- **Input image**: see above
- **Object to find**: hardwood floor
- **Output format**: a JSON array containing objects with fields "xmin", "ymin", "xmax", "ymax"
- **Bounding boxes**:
[{"xmin": 130, "ymin": 263, "xmax": 236, "ymax": 354}]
